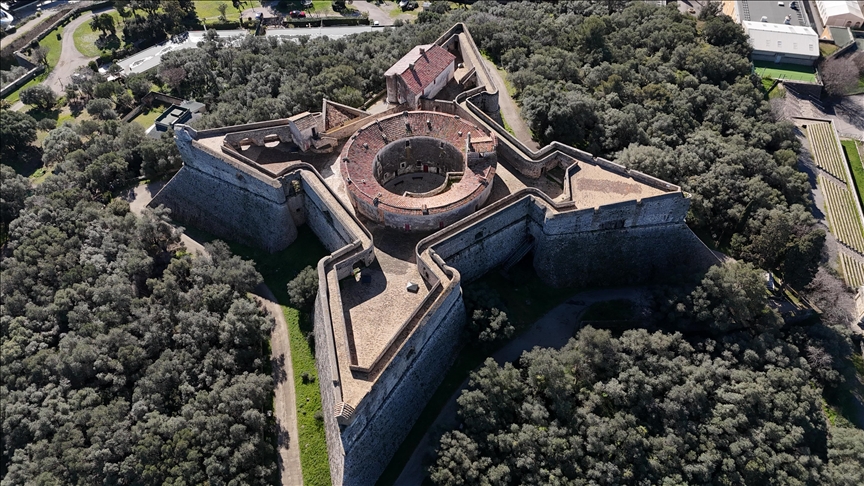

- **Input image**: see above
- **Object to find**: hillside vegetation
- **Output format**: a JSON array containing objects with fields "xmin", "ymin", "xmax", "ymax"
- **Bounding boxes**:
[{"xmin": 0, "ymin": 119, "xmax": 277, "ymax": 484}]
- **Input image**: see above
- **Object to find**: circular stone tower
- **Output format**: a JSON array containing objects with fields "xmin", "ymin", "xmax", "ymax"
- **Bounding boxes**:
[{"xmin": 340, "ymin": 111, "xmax": 497, "ymax": 231}]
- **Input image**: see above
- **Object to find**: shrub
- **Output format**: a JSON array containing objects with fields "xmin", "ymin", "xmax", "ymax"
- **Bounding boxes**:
[
  {"xmin": 37, "ymin": 118, "xmax": 57, "ymax": 131},
  {"xmin": 287, "ymin": 266, "xmax": 318, "ymax": 311},
  {"xmin": 20, "ymin": 84, "xmax": 57, "ymax": 110}
]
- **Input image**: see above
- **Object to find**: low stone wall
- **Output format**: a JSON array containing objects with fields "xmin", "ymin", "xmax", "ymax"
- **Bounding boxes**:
[
  {"xmin": 1, "ymin": 8, "xmax": 72, "ymax": 59},
  {"xmin": 0, "ymin": 64, "xmax": 43, "ymax": 97},
  {"xmin": 120, "ymin": 91, "xmax": 185, "ymax": 123}
]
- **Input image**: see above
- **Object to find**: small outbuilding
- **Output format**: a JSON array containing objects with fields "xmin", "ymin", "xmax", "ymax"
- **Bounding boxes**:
[
  {"xmin": 742, "ymin": 21, "xmax": 820, "ymax": 66},
  {"xmin": 384, "ymin": 44, "xmax": 456, "ymax": 109},
  {"xmin": 815, "ymin": 0, "xmax": 864, "ymax": 29}
]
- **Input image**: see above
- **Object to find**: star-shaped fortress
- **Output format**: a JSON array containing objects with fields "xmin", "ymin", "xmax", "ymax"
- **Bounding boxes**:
[{"xmin": 150, "ymin": 24, "xmax": 718, "ymax": 486}]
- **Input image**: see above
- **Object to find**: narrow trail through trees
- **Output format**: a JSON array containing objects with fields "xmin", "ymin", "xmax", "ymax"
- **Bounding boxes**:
[{"xmin": 125, "ymin": 181, "xmax": 304, "ymax": 486}]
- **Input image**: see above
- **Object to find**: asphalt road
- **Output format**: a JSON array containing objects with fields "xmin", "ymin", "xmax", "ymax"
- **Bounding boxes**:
[{"xmin": 116, "ymin": 25, "xmax": 376, "ymax": 76}]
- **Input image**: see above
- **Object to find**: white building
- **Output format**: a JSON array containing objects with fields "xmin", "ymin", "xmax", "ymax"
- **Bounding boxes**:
[
  {"xmin": 815, "ymin": 0, "xmax": 864, "ymax": 28},
  {"xmin": 742, "ymin": 21, "xmax": 820, "ymax": 65}
]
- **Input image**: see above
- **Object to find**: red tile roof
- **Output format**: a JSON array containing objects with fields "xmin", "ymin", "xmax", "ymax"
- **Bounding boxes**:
[
  {"xmin": 393, "ymin": 45, "xmax": 456, "ymax": 97},
  {"xmin": 340, "ymin": 111, "xmax": 496, "ymax": 216}
]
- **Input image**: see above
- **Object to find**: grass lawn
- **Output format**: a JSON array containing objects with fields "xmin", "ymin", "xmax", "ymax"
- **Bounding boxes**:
[
  {"xmin": 753, "ymin": 61, "xmax": 817, "ymax": 83},
  {"xmin": 3, "ymin": 72, "xmax": 46, "ymax": 103},
  {"xmin": 39, "ymin": 25, "xmax": 64, "ymax": 68},
  {"xmin": 842, "ymin": 140, "xmax": 864, "ymax": 207},
  {"xmin": 28, "ymin": 166, "xmax": 54, "ymax": 185},
  {"xmin": 819, "ymin": 42, "xmax": 838, "ymax": 57},
  {"xmin": 195, "ymin": 0, "xmax": 255, "ymax": 20},
  {"xmin": 4, "ymin": 23, "xmax": 64, "ymax": 102},
  {"xmin": 183, "ymin": 225, "xmax": 332, "ymax": 485},
  {"xmin": 72, "ymin": 11, "xmax": 124, "ymax": 58},
  {"xmin": 275, "ymin": 1, "xmax": 337, "ymax": 17},
  {"xmin": 284, "ymin": 305, "xmax": 331, "ymax": 486},
  {"xmin": 132, "ymin": 107, "xmax": 164, "ymax": 129},
  {"xmin": 378, "ymin": 256, "xmax": 582, "ymax": 485}
]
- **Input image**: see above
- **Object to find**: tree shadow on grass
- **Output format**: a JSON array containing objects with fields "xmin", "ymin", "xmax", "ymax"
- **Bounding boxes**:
[
  {"xmin": 25, "ymin": 107, "xmax": 60, "ymax": 122},
  {"xmin": 96, "ymin": 34, "xmax": 121, "ymax": 52},
  {"xmin": 8, "ymin": 147, "xmax": 44, "ymax": 177}
]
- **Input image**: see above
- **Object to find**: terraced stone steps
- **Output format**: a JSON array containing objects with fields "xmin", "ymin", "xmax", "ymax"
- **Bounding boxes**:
[
  {"xmin": 807, "ymin": 122, "xmax": 848, "ymax": 182},
  {"xmin": 819, "ymin": 174, "xmax": 864, "ymax": 254},
  {"xmin": 839, "ymin": 252, "xmax": 864, "ymax": 288}
]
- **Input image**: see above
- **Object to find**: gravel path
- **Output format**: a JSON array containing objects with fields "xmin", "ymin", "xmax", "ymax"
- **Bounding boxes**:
[
  {"xmin": 43, "ymin": 7, "xmax": 111, "ymax": 95},
  {"xmin": 393, "ymin": 287, "xmax": 648, "ymax": 485},
  {"xmin": 480, "ymin": 56, "xmax": 540, "ymax": 152},
  {"xmin": 254, "ymin": 285, "xmax": 304, "ymax": 486}
]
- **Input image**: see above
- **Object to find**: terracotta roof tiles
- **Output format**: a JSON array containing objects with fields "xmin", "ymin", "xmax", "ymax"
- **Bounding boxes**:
[{"xmin": 390, "ymin": 45, "xmax": 456, "ymax": 97}]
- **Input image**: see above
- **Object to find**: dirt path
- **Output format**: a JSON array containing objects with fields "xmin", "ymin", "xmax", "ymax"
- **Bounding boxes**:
[
  {"xmin": 254, "ymin": 285, "xmax": 304, "ymax": 486},
  {"xmin": 44, "ymin": 7, "xmax": 111, "ymax": 95},
  {"xmin": 394, "ymin": 287, "xmax": 647, "ymax": 485},
  {"xmin": 480, "ymin": 57, "xmax": 540, "ymax": 152}
]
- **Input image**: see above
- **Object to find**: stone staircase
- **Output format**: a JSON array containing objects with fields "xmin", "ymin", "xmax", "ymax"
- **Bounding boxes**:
[{"xmin": 501, "ymin": 236, "xmax": 535, "ymax": 272}]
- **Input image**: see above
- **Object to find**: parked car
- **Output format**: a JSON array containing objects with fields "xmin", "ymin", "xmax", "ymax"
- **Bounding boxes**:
[
  {"xmin": 0, "ymin": 7, "xmax": 13, "ymax": 32},
  {"xmin": 400, "ymin": 1, "xmax": 418, "ymax": 12},
  {"xmin": 288, "ymin": 10, "xmax": 306, "ymax": 19}
]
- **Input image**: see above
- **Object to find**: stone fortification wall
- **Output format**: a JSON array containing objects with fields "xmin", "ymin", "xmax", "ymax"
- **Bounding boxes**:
[
  {"xmin": 420, "ymin": 190, "xmax": 716, "ymax": 290},
  {"xmin": 430, "ymin": 197, "xmax": 534, "ymax": 283},
  {"xmin": 534, "ymin": 222, "xmax": 717, "ymax": 288},
  {"xmin": 325, "ymin": 105, "xmax": 406, "ymax": 140},
  {"xmin": 314, "ymin": 280, "xmax": 347, "ymax": 486},
  {"xmin": 339, "ymin": 282, "xmax": 465, "ymax": 486},
  {"xmin": 149, "ymin": 130, "xmax": 298, "ymax": 251},
  {"xmin": 300, "ymin": 172, "xmax": 360, "ymax": 254}
]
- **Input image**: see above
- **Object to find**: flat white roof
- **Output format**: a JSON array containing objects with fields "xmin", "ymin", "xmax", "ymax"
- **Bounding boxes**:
[{"xmin": 742, "ymin": 20, "xmax": 819, "ymax": 57}]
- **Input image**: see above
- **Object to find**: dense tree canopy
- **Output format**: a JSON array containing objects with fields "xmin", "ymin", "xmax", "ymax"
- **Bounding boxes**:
[
  {"xmin": 436, "ymin": 1, "xmax": 818, "ymax": 287},
  {"xmin": 0, "ymin": 110, "xmax": 37, "ymax": 160},
  {"xmin": 433, "ymin": 321, "xmax": 864, "ymax": 485},
  {"xmin": 1, "ymin": 119, "xmax": 276, "ymax": 484}
]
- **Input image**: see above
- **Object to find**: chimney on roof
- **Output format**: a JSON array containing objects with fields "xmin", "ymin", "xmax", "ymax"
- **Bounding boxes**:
[
  {"xmin": 419, "ymin": 47, "xmax": 426, "ymax": 56},
  {"xmin": 409, "ymin": 62, "xmax": 415, "ymax": 70}
]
